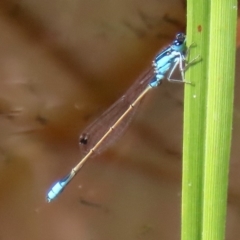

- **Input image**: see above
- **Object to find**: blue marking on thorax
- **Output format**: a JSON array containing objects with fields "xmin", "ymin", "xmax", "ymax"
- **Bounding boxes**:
[
  {"xmin": 150, "ymin": 48, "xmax": 178, "ymax": 88},
  {"xmin": 150, "ymin": 34, "xmax": 186, "ymax": 88},
  {"xmin": 149, "ymin": 76, "xmax": 159, "ymax": 88}
]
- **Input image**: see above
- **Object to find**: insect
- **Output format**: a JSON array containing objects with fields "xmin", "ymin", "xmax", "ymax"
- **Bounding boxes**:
[{"xmin": 47, "ymin": 33, "xmax": 190, "ymax": 202}]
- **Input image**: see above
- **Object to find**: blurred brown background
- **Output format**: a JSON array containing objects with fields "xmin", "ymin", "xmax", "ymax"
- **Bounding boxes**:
[{"xmin": 0, "ymin": 0, "xmax": 239, "ymax": 240}]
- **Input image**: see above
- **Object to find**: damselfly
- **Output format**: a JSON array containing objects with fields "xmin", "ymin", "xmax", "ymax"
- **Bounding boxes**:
[{"xmin": 47, "ymin": 33, "xmax": 190, "ymax": 202}]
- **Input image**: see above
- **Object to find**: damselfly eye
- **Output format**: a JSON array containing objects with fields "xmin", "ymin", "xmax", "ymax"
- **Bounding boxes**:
[{"xmin": 175, "ymin": 33, "xmax": 185, "ymax": 44}]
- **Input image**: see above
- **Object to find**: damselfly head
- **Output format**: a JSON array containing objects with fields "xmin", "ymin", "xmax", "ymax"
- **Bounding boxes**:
[
  {"xmin": 171, "ymin": 33, "xmax": 186, "ymax": 52},
  {"xmin": 175, "ymin": 33, "xmax": 185, "ymax": 44}
]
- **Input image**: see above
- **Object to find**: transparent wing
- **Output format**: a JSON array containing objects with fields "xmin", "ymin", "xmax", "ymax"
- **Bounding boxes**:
[{"xmin": 79, "ymin": 66, "xmax": 155, "ymax": 156}]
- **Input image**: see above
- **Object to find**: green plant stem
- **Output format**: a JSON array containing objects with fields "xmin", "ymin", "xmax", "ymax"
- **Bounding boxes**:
[
  {"xmin": 201, "ymin": 1, "xmax": 237, "ymax": 240},
  {"xmin": 182, "ymin": 0, "xmax": 237, "ymax": 240}
]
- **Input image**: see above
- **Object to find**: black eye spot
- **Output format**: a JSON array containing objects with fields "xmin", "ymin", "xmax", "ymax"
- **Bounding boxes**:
[{"xmin": 79, "ymin": 133, "xmax": 89, "ymax": 145}]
